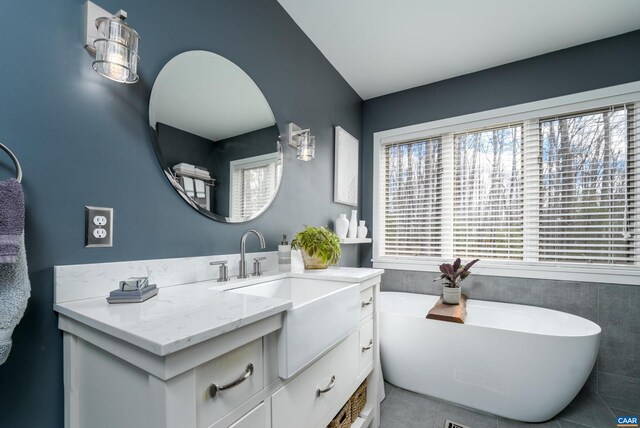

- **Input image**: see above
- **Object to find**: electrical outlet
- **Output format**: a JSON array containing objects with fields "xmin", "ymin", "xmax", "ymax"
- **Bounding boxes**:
[
  {"xmin": 85, "ymin": 206, "xmax": 113, "ymax": 248},
  {"xmin": 93, "ymin": 215, "xmax": 107, "ymax": 226}
]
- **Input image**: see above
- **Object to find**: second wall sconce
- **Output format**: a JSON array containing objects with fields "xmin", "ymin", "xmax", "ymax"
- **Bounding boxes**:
[
  {"xmin": 286, "ymin": 123, "xmax": 316, "ymax": 161},
  {"xmin": 84, "ymin": 1, "xmax": 140, "ymax": 84}
]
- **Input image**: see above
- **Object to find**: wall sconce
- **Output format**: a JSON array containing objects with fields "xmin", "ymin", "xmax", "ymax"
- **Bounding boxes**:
[
  {"xmin": 84, "ymin": 1, "xmax": 140, "ymax": 84},
  {"xmin": 286, "ymin": 123, "xmax": 316, "ymax": 161}
]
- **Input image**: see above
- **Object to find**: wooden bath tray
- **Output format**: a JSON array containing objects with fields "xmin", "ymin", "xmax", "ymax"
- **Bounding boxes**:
[{"xmin": 426, "ymin": 294, "xmax": 467, "ymax": 323}]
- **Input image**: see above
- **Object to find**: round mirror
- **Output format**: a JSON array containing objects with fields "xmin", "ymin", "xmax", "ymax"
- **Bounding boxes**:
[{"xmin": 149, "ymin": 51, "xmax": 282, "ymax": 223}]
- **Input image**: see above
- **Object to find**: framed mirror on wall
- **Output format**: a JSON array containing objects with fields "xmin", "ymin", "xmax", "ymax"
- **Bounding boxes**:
[{"xmin": 148, "ymin": 50, "xmax": 283, "ymax": 223}]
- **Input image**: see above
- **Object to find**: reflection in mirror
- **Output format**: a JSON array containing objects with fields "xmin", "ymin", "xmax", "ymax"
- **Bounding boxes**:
[{"xmin": 149, "ymin": 51, "xmax": 282, "ymax": 223}]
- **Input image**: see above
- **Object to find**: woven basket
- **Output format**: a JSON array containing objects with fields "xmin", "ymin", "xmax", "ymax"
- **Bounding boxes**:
[
  {"xmin": 350, "ymin": 380, "xmax": 367, "ymax": 422},
  {"xmin": 327, "ymin": 400, "xmax": 351, "ymax": 428},
  {"xmin": 301, "ymin": 249, "xmax": 329, "ymax": 270}
]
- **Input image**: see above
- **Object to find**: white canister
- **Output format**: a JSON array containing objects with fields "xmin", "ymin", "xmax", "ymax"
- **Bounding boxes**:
[
  {"xmin": 348, "ymin": 210, "xmax": 358, "ymax": 238},
  {"xmin": 357, "ymin": 220, "xmax": 368, "ymax": 239},
  {"xmin": 335, "ymin": 213, "xmax": 349, "ymax": 239}
]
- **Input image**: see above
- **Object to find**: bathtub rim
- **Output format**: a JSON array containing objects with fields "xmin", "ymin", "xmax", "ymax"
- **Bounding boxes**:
[{"xmin": 379, "ymin": 291, "xmax": 602, "ymax": 338}]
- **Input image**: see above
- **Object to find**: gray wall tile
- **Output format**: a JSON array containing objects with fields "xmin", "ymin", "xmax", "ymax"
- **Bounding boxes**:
[
  {"xmin": 463, "ymin": 275, "xmax": 542, "ymax": 306},
  {"xmin": 557, "ymin": 391, "xmax": 615, "ymax": 427},
  {"xmin": 598, "ymin": 372, "xmax": 640, "ymax": 412},
  {"xmin": 597, "ymin": 284, "xmax": 640, "ymax": 379},
  {"xmin": 541, "ymin": 281, "xmax": 598, "ymax": 322},
  {"xmin": 381, "ymin": 269, "xmax": 441, "ymax": 295}
]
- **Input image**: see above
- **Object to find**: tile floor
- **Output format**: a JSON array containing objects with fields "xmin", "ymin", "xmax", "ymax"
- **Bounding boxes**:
[{"xmin": 380, "ymin": 382, "xmax": 623, "ymax": 428}]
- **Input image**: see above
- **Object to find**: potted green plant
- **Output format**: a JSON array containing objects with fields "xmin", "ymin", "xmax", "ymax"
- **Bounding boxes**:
[
  {"xmin": 291, "ymin": 225, "xmax": 341, "ymax": 270},
  {"xmin": 435, "ymin": 258, "xmax": 479, "ymax": 304}
]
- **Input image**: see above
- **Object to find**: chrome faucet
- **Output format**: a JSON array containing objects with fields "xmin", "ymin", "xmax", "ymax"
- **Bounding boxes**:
[{"xmin": 239, "ymin": 229, "xmax": 266, "ymax": 279}]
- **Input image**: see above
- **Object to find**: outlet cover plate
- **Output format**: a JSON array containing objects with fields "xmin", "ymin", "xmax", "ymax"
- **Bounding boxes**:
[{"xmin": 85, "ymin": 206, "xmax": 113, "ymax": 248}]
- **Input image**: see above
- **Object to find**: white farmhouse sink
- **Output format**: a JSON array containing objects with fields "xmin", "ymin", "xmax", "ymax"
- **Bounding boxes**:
[{"xmin": 229, "ymin": 277, "xmax": 360, "ymax": 379}]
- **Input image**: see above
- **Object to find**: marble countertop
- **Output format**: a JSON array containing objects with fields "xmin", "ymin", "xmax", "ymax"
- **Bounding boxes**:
[{"xmin": 54, "ymin": 267, "xmax": 383, "ymax": 356}]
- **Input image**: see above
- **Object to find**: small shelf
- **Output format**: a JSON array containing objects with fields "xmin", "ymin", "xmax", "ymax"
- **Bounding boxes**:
[{"xmin": 340, "ymin": 238, "xmax": 372, "ymax": 244}]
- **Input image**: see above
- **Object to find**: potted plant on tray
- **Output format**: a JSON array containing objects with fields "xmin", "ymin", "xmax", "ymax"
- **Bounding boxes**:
[
  {"xmin": 435, "ymin": 258, "xmax": 479, "ymax": 304},
  {"xmin": 291, "ymin": 225, "xmax": 341, "ymax": 270}
]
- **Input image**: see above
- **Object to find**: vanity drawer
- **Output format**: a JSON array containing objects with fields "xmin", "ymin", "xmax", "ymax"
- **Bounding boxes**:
[
  {"xmin": 195, "ymin": 339, "xmax": 264, "ymax": 428},
  {"xmin": 228, "ymin": 403, "xmax": 266, "ymax": 428},
  {"xmin": 271, "ymin": 331, "xmax": 359, "ymax": 428},
  {"xmin": 358, "ymin": 319, "xmax": 374, "ymax": 378},
  {"xmin": 360, "ymin": 286, "xmax": 374, "ymax": 320}
]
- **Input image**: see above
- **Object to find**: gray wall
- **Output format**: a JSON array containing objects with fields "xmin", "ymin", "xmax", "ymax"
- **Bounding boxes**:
[
  {"xmin": 362, "ymin": 31, "xmax": 640, "ymax": 415},
  {"xmin": 0, "ymin": 1, "xmax": 362, "ymax": 426},
  {"xmin": 381, "ymin": 270, "xmax": 639, "ymax": 414}
]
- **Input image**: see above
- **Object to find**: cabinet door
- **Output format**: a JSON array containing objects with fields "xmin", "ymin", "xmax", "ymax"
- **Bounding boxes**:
[
  {"xmin": 358, "ymin": 319, "xmax": 374, "ymax": 378},
  {"xmin": 227, "ymin": 403, "xmax": 266, "ymax": 428},
  {"xmin": 359, "ymin": 286, "xmax": 374, "ymax": 320},
  {"xmin": 196, "ymin": 339, "xmax": 264, "ymax": 428},
  {"xmin": 271, "ymin": 332, "xmax": 359, "ymax": 428}
]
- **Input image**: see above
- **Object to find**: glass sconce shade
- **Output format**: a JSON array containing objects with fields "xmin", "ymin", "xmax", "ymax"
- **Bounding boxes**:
[
  {"xmin": 297, "ymin": 133, "xmax": 315, "ymax": 161},
  {"xmin": 92, "ymin": 15, "xmax": 139, "ymax": 83}
]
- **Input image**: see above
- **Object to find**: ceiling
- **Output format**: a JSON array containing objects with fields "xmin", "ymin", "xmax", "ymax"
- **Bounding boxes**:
[{"xmin": 277, "ymin": 0, "xmax": 640, "ymax": 100}]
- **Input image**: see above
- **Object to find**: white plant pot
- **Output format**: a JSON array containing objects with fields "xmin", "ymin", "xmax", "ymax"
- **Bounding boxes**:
[{"xmin": 443, "ymin": 286, "xmax": 461, "ymax": 304}]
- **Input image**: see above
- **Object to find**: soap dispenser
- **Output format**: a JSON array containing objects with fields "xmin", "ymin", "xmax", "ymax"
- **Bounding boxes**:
[{"xmin": 278, "ymin": 234, "xmax": 291, "ymax": 272}]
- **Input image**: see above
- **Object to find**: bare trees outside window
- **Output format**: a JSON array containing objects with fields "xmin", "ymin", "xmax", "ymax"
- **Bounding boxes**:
[{"xmin": 381, "ymin": 104, "xmax": 637, "ymax": 266}]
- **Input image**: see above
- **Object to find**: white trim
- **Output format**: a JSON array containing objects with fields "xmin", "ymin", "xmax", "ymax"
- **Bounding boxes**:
[
  {"xmin": 372, "ymin": 258, "xmax": 640, "ymax": 286},
  {"xmin": 372, "ymin": 81, "xmax": 640, "ymax": 283}
]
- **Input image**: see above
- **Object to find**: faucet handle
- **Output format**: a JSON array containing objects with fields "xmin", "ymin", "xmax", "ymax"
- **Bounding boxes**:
[
  {"xmin": 210, "ymin": 260, "xmax": 229, "ymax": 282},
  {"xmin": 252, "ymin": 257, "xmax": 266, "ymax": 277}
]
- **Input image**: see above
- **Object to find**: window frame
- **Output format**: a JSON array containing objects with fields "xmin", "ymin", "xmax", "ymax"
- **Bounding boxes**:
[{"xmin": 372, "ymin": 81, "xmax": 640, "ymax": 285}]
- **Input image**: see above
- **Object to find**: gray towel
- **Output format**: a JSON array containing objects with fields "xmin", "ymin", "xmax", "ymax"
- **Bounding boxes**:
[
  {"xmin": 0, "ymin": 178, "xmax": 25, "ymax": 264},
  {"xmin": 0, "ymin": 233, "xmax": 30, "ymax": 364}
]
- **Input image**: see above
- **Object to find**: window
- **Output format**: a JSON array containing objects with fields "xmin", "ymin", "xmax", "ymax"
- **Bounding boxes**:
[
  {"xmin": 229, "ymin": 152, "xmax": 281, "ymax": 221},
  {"xmin": 537, "ymin": 107, "xmax": 634, "ymax": 264},
  {"xmin": 383, "ymin": 138, "xmax": 442, "ymax": 257},
  {"xmin": 453, "ymin": 125, "xmax": 523, "ymax": 260},
  {"xmin": 374, "ymin": 88, "xmax": 640, "ymax": 282}
]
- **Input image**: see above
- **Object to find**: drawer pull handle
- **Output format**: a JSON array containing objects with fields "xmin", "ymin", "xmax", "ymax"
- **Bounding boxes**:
[
  {"xmin": 316, "ymin": 375, "xmax": 336, "ymax": 397},
  {"xmin": 361, "ymin": 297, "xmax": 373, "ymax": 307},
  {"xmin": 208, "ymin": 363, "xmax": 254, "ymax": 398},
  {"xmin": 362, "ymin": 339, "xmax": 373, "ymax": 352}
]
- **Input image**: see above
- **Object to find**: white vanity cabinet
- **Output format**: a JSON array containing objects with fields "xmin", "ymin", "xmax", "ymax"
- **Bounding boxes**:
[
  {"xmin": 54, "ymin": 262, "xmax": 382, "ymax": 428},
  {"xmin": 60, "ymin": 316, "xmax": 280, "ymax": 428}
]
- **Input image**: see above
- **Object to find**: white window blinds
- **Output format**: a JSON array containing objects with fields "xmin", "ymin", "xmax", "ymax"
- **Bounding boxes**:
[
  {"xmin": 382, "ymin": 138, "xmax": 442, "ymax": 256},
  {"xmin": 230, "ymin": 154, "xmax": 281, "ymax": 221},
  {"xmin": 378, "ymin": 103, "xmax": 639, "ymax": 267},
  {"xmin": 453, "ymin": 125, "xmax": 524, "ymax": 260},
  {"xmin": 536, "ymin": 105, "xmax": 638, "ymax": 264}
]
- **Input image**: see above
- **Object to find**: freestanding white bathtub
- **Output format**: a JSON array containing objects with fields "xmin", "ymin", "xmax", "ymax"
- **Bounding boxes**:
[{"xmin": 380, "ymin": 292, "xmax": 601, "ymax": 422}]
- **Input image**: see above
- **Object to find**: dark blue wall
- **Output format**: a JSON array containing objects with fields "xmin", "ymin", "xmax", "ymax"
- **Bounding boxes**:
[
  {"xmin": 0, "ymin": 1, "xmax": 362, "ymax": 426},
  {"xmin": 360, "ymin": 30, "xmax": 640, "ymax": 267}
]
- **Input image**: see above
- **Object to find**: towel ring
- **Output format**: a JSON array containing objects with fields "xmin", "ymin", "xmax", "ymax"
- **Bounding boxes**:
[{"xmin": 0, "ymin": 142, "xmax": 22, "ymax": 183}]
